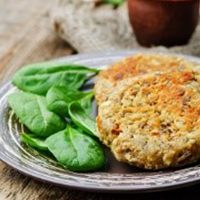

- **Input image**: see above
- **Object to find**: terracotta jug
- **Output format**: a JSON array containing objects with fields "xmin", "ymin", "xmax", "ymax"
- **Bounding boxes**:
[{"xmin": 128, "ymin": 0, "xmax": 199, "ymax": 47}]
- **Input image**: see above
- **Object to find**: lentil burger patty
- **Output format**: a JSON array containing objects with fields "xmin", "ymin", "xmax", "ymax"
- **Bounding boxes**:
[
  {"xmin": 95, "ymin": 54, "xmax": 189, "ymax": 105},
  {"xmin": 96, "ymin": 54, "xmax": 198, "ymax": 147},
  {"xmin": 100, "ymin": 66, "xmax": 200, "ymax": 169}
]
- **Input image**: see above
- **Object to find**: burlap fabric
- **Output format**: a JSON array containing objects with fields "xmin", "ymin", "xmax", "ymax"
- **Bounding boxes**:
[{"xmin": 51, "ymin": 0, "xmax": 200, "ymax": 56}]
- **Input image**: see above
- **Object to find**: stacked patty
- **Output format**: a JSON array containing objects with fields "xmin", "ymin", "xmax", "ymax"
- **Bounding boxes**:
[
  {"xmin": 95, "ymin": 54, "xmax": 189, "ymax": 105},
  {"xmin": 95, "ymin": 53, "xmax": 200, "ymax": 169}
]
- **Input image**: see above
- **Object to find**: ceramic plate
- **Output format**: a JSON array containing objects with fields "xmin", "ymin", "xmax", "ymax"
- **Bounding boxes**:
[{"xmin": 1, "ymin": 50, "xmax": 200, "ymax": 193}]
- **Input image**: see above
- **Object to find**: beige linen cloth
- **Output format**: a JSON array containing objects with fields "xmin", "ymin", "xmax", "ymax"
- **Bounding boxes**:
[{"xmin": 51, "ymin": 0, "xmax": 200, "ymax": 56}]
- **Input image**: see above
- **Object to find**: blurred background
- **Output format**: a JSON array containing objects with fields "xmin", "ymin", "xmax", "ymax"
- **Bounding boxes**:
[{"xmin": 1, "ymin": 0, "xmax": 199, "ymax": 84}]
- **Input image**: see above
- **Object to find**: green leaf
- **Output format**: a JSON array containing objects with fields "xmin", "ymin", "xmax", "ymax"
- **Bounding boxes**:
[
  {"xmin": 20, "ymin": 133, "xmax": 48, "ymax": 151},
  {"xmin": 12, "ymin": 62, "xmax": 100, "ymax": 95},
  {"xmin": 104, "ymin": 0, "xmax": 125, "ymax": 5},
  {"xmin": 68, "ymin": 101, "xmax": 98, "ymax": 137},
  {"xmin": 45, "ymin": 126, "xmax": 105, "ymax": 172},
  {"xmin": 8, "ymin": 92, "xmax": 66, "ymax": 138},
  {"xmin": 78, "ymin": 91, "xmax": 94, "ymax": 114},
  {"xmin": 46, "ymin": 85, "xmax": 94, "ymax": 116}
]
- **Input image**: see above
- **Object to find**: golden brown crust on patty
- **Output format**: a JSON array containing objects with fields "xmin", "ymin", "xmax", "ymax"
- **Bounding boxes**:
[
  {"xmin": 99, "ymin": 65, "xmax": 200, "ymax": 169},
  {"xmin": 97, "ymin": 57, "xmax": 200, "ymax": 169},
  {"xmin": 95, "ymin": 54, "xmax": 188, "ymax": 105},
  {"xmin": 96, "ymin": 54, "xmax": 199, "ymax": 147},
  {"xmin": 112, "ymin": 131, "xmax": 200, "ymax": 169}
]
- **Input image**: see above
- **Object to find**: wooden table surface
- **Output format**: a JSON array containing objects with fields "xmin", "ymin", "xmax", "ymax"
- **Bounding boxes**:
[{"xmin": 1, "ymin": 0, "xmax": 200, "ymax": 199}]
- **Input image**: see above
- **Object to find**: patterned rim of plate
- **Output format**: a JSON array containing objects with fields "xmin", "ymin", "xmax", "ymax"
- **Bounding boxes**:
[{"xmin": 1, "ymin": 50, "xmax": 200, "ymax": 193}]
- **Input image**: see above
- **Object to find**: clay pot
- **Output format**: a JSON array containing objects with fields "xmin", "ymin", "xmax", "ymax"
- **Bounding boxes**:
[{"xmin": 128, "ymin": 0, "xmax": 199, "ymax": 47}]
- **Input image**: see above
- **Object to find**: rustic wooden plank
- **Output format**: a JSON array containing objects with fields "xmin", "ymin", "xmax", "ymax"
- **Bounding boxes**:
[
  {"xmin": 1, "ymin": 158, "xmax": 200, "ymax": 200},
  {"xmin": 0, "ymin": 0, "xmax": 73, "ymax": 82}
]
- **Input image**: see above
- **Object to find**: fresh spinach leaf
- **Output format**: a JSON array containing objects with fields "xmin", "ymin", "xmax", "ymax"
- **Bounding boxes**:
[
  {"xmin": 45, "ymin": 125, "xmax": 105, "ymax": 172},
  {"xmin": 68, "ymin": 101, "xmax": 98, "ymax": 137},
  {"xmin": 46, "ymin": 85, "xmax": 94, "ymax": 116},
  {"xmin": 8, "ymin": 92, "xmax": 66, "ymax": 138},
  {"xmin": 20, "ymin": 133, "xmax": 48, "ymax": 151},
  {"xmin": 78, "ymin": 91, "xmax": 94, "ymax": 114},
  {"xmin": 12, "ymin": 62, "xmax": 100, "ymax": 95}
]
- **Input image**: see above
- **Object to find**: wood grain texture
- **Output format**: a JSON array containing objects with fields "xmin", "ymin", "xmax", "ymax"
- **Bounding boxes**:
[
  {"xmin": 0, "ymin": 0, "xmax": 75, "ymax": 84},
  {"xmin": 0, "ymin": 0, "xmax": 200, "ymax": 199}
]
